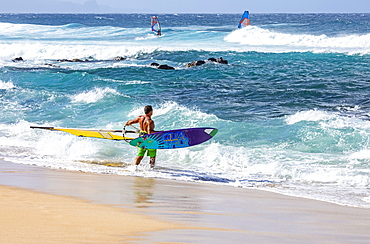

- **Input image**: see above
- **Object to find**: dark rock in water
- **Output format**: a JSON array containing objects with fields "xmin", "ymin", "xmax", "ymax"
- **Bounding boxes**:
[
  {"xmin": 216, "ymin": 57, "xmax": 228, "ymax": 64},
  {"xmin": 57, "ymin": 59, "xmax": 88, "ymax": 62},
  {"xmin": 185, "ymin": 61, "xmax": 196, "ymax": 68},
  {"xmin": 158, "ymin": 64, "xmax": 175, "ymax": 70},
  {"xmin": 149, "ymin": 63, "xmax": 174, "ymax": 70},
  {"xmin": 207, "ymin": 57, "xmax": 228, "ymax": 64},
  {"xmin": 185, "ymin": 57, "xmax": 228, "ymax": 68},
  {"xmin": 71, "ymin": 58, "xmax": 86, "ymax": 62},
  {"xmin": 12, "ymin": 57, "xmax": 24, "ymax": 62},
  {"xmin": 185, "ymin": 60, "xmax": 206, "ymax": 68},
  {"xmin": 113, "ymin": 56, "xmax": 126, "ymax": 61},
  {"xmin": 44, "ymin": 63, "xmax": 60, "ymax": 68}
]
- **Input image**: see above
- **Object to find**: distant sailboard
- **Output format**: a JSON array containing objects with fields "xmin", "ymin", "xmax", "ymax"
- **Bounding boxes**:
[
  {"xmin": 129, "ymin": 127, "xmax": 218, "ymax": 149},
  {"xmin": 30, "ymin": 126, "xmax": 138, "ymax": 141},
  {"xmin": 151, "ymin": 16, "xmax": 161, "ymax": 36},
  {"xmin": 238, "ymin": 11, "xmax": 250, "ymax": 28}
]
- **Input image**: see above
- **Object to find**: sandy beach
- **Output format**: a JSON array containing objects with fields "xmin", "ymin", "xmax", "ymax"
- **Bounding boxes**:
[
  {"xmin": 1, "ymin": 159, "xmax": 370, "ymax": 243},
  {"xmin": 0, "ymin": 185, "xmax": 181, "ymax": 243}
]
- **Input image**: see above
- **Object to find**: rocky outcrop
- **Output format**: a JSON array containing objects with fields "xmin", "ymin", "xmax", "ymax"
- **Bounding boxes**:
[
  {"xmin": 57, "ymin": 59, "xmax": 89, "ymax": 62},
  {"xmin": 185, "ymin": 57, "xmax": 228, "ymax": 68},
  {"xmin": 208, "ymin": 57, "xmax": 228, "ymax": 64},
  {"xmin": 158, "ymin": 64, "xmax": 175, "ymax": 70},
  {"xmin": 150, "ymin": 63, "xmax": 175, "ymax": 70},
  {"xmin": 44, "ymin": 63, "xmax": 61, "ymax": 68},
  {"xmin": 185, "ymin": 60, "xmax": 205, "ymax": 68},
  {"xmin": 12, "ymin": 57, "xmax": 24, "ymax": 62},
  {"xmin": 113, "ymin": 56, "xmax": 126, "ymax": 61}
]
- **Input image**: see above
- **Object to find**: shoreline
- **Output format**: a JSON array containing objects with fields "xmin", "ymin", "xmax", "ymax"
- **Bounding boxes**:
[{"xmin": 1, "ymin": 159, "xmax": 370, "ymax": 243}]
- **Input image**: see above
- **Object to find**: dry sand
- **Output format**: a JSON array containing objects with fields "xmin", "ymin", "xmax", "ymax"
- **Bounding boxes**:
[
  {"xmin": 0, "ymin": 185, "xmax": 180, "ymax": 244},
  {"xmin": 1, "ymin": 159, "xmax": 370, "ymax": 243}
]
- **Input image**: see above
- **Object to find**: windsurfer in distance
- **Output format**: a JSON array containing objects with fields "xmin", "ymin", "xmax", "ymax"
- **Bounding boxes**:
[
  {"xmin": 151, "ymin": 16, "xmax": 161, "ymax": 36},
  {"xmin": 126, "ymin": 105, "xmax": 158, "ymax": 168}
]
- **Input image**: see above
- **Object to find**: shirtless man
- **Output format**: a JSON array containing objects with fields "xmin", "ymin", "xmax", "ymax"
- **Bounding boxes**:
[{"xmin": 125, "ymin": 105, "xmax": 157, "ymax": 168}]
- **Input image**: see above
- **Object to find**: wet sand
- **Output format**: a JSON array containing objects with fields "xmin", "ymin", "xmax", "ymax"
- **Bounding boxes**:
[{"xmin": 1, "ymin": 159, "xmax": 370, "ymax": 243}]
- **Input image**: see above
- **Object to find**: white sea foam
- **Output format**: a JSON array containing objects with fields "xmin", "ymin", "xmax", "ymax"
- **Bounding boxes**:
[
  {"xmin": 285, "ymin": 110, "xmax": 335, "ymax": 125},
  {"xmin": 225, "ymin": 26, "xmax": 370, "ymax": 54},
  {"xmin": 124, "ymin": 80, "xmax": 151, "ymax": 84},
  {"xmin": 286, "ymin": 109, "xmax": 370, "ymax": 131},
  {"xmin": 0, "ymin": 120, "xmax": 133, "ymax": 164},
  {"xmin": 350, "ymin": 149, "xmax": 370, "ymax": 159},
  {"xmin": 0, "ymin": 80, "xmax": 15, "ymax": 90},
  {"xmin": 0, "ymin": 42, "xmax": 159, "ymax": 66},
  {"xmin": 70, "ymin": 87, "xmax": 124, "ymax": 103},
  {"xmin": 127, "ymin": 101, "xmax": 220, "ymax": 128},
  {"xmin": 364, "ymin": 196, "xmax": 370, "ymax": 204},
  {"xmin": 0, "ymin": 22, "xmax": 164, "ymax": 64},
  {"xmin": 135, "ymin": 34, "xmax": 158, "ymax": 40}
]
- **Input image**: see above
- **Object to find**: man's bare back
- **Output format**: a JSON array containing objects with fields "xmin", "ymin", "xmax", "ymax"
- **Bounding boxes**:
[{"xmin": 136, "ymin": 114, "xmax": 155, "ymax": 134}]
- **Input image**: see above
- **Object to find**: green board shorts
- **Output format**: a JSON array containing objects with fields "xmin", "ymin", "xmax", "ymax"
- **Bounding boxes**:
[
  {"xmin": 137, "ymin": 147, "xmax": 157, "ymax": 157},
  {"xmin": 137, "ymin": 131, "xmax": 157, "ymax": 157}
]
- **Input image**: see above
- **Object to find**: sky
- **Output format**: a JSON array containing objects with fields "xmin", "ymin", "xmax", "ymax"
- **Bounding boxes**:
[{"xmin": 0, "ymin": 0, "xmax": 369, "ymax": 13}]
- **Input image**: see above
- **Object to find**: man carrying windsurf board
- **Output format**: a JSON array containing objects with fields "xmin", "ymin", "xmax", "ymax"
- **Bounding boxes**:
[{"xmin": 125, "ymin": 105, "xmax": 158, "ymax": 168}]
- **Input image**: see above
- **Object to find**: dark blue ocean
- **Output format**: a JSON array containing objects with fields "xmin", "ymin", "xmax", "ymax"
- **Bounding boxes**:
[{"xmin": 0, "ymin": 13, "xmax": 369, "ymax": 207}]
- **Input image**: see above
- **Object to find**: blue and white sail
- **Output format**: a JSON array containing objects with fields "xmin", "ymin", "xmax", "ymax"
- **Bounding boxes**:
[
  {"xmin": 238, "ymin": 11, "xmax": 250, "ymax": 28},
  {"xmin": 151, "ymin": 16, "xmax": 161, "ymax": 36}
]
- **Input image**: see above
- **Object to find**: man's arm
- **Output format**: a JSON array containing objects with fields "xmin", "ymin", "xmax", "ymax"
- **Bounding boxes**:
[{"xmin": 126, "ymin": 117, "xmax": 140, "ymax": 126}]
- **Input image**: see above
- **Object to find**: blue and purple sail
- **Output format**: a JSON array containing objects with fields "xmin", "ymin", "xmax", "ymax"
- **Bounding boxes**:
[{"xmin": 238, "ymin": 11, "xmax": 250, "ymax": 28}]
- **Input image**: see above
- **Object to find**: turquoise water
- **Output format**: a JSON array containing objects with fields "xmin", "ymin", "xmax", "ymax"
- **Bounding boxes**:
[{"xmin": 0, "ymin": 13, "xmax": 370, "ymax": 207}]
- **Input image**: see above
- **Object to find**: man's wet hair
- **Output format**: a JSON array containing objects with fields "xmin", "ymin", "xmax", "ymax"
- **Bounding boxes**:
[{"xmin": 144, "ymin": 105, "xmax": 153, "ymax": 115}]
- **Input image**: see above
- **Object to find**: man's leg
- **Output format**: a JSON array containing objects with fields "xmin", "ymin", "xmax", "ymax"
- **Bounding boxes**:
[
  {"xmin": 148, "ymin": 149, "xmax": 157, "ymax": 168},
  {"xmin": 135, "ymin": 148, "xmax": 146, "ymax": 166},
  {"xmin": 149, "ymin": 157, "xmax": 156, "ymax": 168},
  {"xmin": 135, "ymin": 156, "xmax": 144, "ymax": 165}
]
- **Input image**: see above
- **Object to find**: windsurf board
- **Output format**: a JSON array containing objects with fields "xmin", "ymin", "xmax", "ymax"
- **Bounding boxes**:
[{"xmin": 129, "ymin": 127, "xmax": 218, "ymax": 149}]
